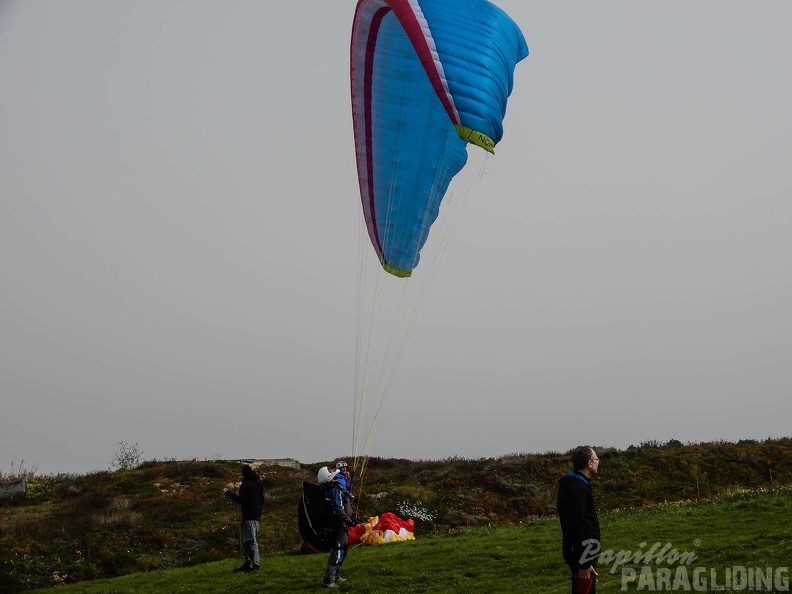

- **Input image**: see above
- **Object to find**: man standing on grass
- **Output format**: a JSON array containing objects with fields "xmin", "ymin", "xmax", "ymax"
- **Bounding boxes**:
[
  {"xmin": 557, "ymin": 446, "xmax": 601, "ymax": 594},
  {"xmin": 224, "ymin": 464, "xmax": 264, "ymax": 572},
  {"xmin": 317, "ymin": 466, "xmax": 355, "ymax": 588}
]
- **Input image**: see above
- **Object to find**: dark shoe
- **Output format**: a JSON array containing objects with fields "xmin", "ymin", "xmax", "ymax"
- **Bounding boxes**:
[
  {"xmin": 252, "ymin": 564, "xmax": 261, "ymax": 571},
  {"xmin": 234, "ymin": 562, "xmax": 253, "ymax": 572}
]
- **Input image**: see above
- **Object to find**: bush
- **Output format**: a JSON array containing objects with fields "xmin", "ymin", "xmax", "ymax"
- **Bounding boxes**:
[{"xmin": 110, "ymin": 442, "xmax": 143, "ymax": 471}]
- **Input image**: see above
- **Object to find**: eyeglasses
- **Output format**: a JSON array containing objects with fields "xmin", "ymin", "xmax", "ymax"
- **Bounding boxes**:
[{"xmin": 590, "ymin": 458, "xmax": 599, "ymax": 462}]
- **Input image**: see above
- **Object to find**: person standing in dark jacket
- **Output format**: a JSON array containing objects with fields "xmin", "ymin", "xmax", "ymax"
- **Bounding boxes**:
[
  {"xmin": 224, "ymin": 464, "xmax": 264, "ymax": 572},
  {"xmin": 317, "ymin": 466, "xmax": 354, "ymax": 588},
  {"xmin": 557, "ymin": 446, "xmax": 601, "ymax": 594}
]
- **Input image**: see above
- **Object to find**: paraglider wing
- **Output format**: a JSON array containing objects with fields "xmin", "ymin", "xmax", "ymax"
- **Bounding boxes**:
[
  {"xmin": 347, "ymin": 512, "xmax": 417, "ymax": 546},
  {"xmin": 348, "ymin": 0, "xmax": 528, "ymax": 473},
  {"xmin": 351, "ymin": 0, "xmax": 528, "ymax": 277}
]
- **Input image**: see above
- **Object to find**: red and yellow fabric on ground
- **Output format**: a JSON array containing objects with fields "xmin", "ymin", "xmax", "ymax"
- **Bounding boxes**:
[{"xmin": 348, "ymin": 512, "xmax": 416, "ymax": 546}]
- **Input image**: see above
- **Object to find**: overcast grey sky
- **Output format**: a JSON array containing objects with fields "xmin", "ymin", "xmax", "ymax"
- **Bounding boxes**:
[{"xmin": 2, "ymin": 1, "xmax": 790, "ymax": 476}]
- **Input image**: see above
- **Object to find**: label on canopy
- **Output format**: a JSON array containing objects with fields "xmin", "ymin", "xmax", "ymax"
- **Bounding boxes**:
[{"xmin": 455, "ymin": 125, "xmax": 496, "ymax": 154}]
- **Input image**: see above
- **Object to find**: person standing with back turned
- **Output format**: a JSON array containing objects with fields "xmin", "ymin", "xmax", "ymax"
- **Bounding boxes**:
[
  {"xmin": 224, "ymin": 464, "xmax": 264, "ymax": 572},
  {"xmin": 557, "ymin": 446, "xmax": 601, "ymax": 594}
]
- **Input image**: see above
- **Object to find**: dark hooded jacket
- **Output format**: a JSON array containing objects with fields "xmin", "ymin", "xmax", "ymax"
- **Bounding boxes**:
[
  {"xmin": 226, "ymin": 468, "xmax": 264, "ymax": 521},
  {"xmin": 557, "ymin": 470, "xmax": 600, "ymax": 569},
  {"xmin": 323, "ymin": 477, "xmax": 353, "ymax": 529}
]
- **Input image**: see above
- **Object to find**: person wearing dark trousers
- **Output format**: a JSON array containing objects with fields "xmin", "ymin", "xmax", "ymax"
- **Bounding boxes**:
[
  {"xmin": 224, "ymin": 464, "xmax": 264, "ymax": 572},
  {"xmin": 317, "ymin": 466, "xmax": 354, "ymax": 588},
  {"xmin": 557, "ymin": 446, "xmax": 601, "ymax": 594}
]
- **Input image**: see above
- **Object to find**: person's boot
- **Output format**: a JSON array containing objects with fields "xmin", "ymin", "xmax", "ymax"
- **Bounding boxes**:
[{"xmin": 234, "ymin": 561, "xmax": 253, "ymax": 572}]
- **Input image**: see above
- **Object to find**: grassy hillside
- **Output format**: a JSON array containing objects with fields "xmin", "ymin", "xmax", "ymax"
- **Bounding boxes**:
[
  {"xmin": 27, "ymin": 487, "xmax": 792, "ymax": 593},
  {"xmin": 1, "ymin": 438, "xmax": 790, "ymax": 591}
]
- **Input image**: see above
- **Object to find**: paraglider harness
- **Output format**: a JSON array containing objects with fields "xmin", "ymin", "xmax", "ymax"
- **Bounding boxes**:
[{"xmin": 297, "ymin": 480, "xmax": 350, "ymax": 554}]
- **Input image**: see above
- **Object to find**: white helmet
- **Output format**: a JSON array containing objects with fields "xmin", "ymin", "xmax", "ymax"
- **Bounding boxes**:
[
  {"xmin": 317, "ymin": 466, "xmax": 339, "ymax": 485},
  {"xmin": 336, "ymin": 461, "xmax": 348, "ymax": 470}
]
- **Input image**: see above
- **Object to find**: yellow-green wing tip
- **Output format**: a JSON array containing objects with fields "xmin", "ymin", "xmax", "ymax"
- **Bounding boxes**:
[
  {"xmin": 455, "ymin": 125, "xmax": 496, "ymax": 154},
  {"xmin": 382, "ymin": 263, "xmax": 412, "ymax": 278}
]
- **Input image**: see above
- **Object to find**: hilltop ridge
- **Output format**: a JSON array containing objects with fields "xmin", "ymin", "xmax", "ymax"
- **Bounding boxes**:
[{"xmin": 1, "ymin": 438, "xmax": 790, "ymax": 591}]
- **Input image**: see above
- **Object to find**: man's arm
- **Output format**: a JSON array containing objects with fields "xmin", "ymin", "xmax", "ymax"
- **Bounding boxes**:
[
  {"xmin": 224, "ymin": 485, "xmax": 243, "ymax": 504},
  {"xmin": 560, "ymin": 485, "xmax": 591, "ymax": 569},
  {"xmin": 329, "ymin": 487, "xmax": 353, "ymax": 525}
]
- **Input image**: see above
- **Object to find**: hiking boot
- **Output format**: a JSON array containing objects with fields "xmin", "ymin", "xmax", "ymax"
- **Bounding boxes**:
[
  {"xmin": 251, "ymin": 564, "xmax": 261, "ymax": 571},
  {"xmin": 335, "ymin": 577, "xmax": 347, "ymax": 583},
  {"xmin": 322, "ymin": 581, "xmax": 336, "ymax": 588},
  {"xmin": 234, "ymin": 562, "xmax": 253, "ymax": 572}
]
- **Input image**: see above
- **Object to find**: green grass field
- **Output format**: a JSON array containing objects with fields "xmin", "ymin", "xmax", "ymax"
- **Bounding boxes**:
[{"xmin": 40, "ymin": 487, "xmax": 791, "ymax": 594}]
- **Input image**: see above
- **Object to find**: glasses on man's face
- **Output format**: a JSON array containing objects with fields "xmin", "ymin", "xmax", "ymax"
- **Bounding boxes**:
[{"xmin": 590, "ymin": 458, "xmax": 599, "ymax": 462}]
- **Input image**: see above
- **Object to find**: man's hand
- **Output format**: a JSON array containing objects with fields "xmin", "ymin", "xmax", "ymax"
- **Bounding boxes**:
[{"xmin": 577, "ymin": 566, "xmax": 598, "ymax": 579}]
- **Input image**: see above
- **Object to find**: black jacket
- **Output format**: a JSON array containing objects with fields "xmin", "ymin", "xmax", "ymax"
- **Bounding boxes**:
[
  {"xmin": 557, "ymin": 471, "xmax": 600, "ymax": 569},
  {"xmin": 323, "ymin": 481, "xmax": 353, "ymax": 529},
  {"xmin": 226, "ymin": 472, "xmax": 264, "ymax": 521}
]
